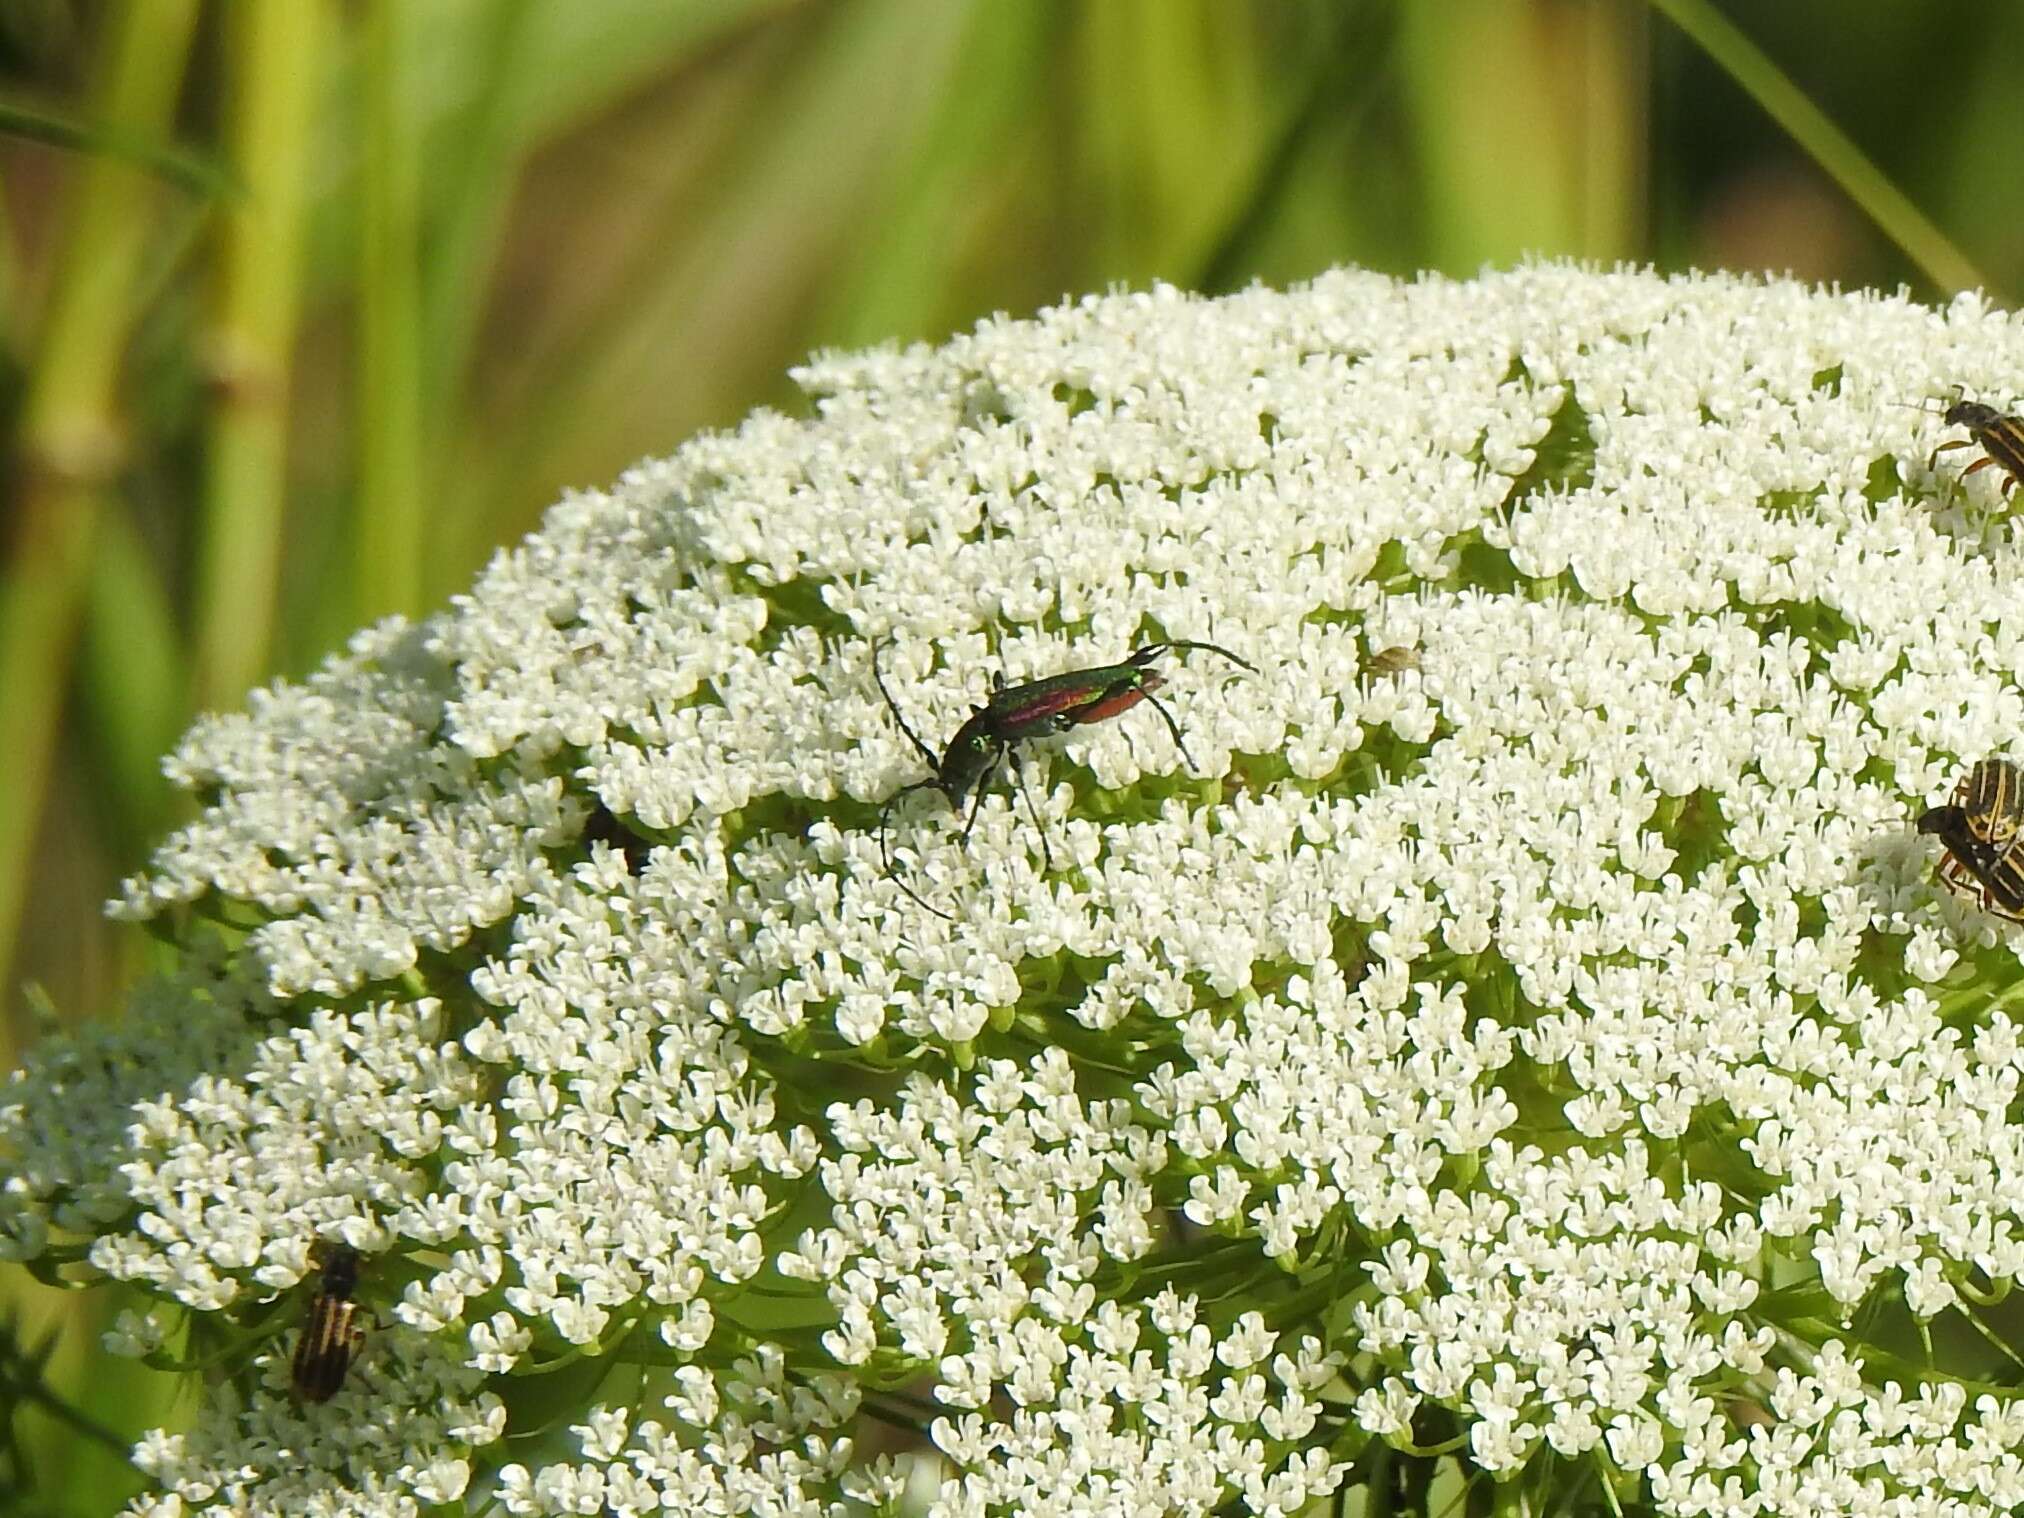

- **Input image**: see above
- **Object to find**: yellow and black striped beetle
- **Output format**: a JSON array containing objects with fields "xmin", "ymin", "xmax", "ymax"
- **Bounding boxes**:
[
  {"xmin": 292, "ymin": 1244, "xmax": 366, "ymax": 1402},
  {"xmin": 1929, "ymin": 392, "xmax": 2024, "ymax": 498},
  {"xmin": 1918, "ymin": 758, "xmax": 2024, "ymax": 923}
]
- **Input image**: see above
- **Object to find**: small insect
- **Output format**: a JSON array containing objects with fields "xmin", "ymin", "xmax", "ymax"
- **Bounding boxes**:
[
  {"xmin": 292, "ymin": 1244, "xmax": 366, "ymax": 1402},
  {"xmin": 1918, "ymin": 758, "xmax": 2024, "ymax": 923},
  {"xmin": 1925, "ymin": 389, "xmax": 2024, "ymax": 498},
  {"xmin": 873, "ymin": 636, "xmax": 1255, "ymax": 917},
  {"xmin": 1366, "ymin": 646, "xmax": 1420, "ymax": 677}
]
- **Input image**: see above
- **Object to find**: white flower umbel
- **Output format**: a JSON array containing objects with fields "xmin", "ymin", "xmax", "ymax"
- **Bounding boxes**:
[{"xmin": 7, "ymin": 263, "xmax": 2024, "ymax": 1516}]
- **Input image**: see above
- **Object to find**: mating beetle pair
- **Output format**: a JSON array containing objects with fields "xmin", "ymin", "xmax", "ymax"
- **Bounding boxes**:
[{"xmin": 872, "ymin": 637, "xmax": 1254, "ymax": 918}]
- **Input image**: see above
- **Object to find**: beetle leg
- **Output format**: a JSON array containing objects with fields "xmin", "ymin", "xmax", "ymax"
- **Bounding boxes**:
[
  {"xmin": 880, "ymin": 780, "xmax": 956, "ymax": 921},
  {"xmin": 1005, "ymin": 747, "xmax": 1054, "ymax": 875},
  {"xmin": 1141, "ymin": 686, "xmax": 1201, "ymax": 773},
  {"xmin": 958, "ymin": 747, "xmax": 1005, "ymax": 850}
]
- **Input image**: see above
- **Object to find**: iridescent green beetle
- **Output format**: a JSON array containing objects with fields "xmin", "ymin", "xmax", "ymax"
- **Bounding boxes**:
[{"xmin": 872, "ymin": 637, "xmax": 1254, "ymax": 918}]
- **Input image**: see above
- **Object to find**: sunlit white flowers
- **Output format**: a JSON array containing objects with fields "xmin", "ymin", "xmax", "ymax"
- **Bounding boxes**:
[{"xmin": 7, "ymin": 262, "xmax": 2024, "ymax": 1516}]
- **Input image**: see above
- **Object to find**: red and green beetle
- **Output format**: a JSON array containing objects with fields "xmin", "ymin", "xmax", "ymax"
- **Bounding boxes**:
[{"xmin": 871, "ymin": 636, "xmax": 1254, "ymax": 918}]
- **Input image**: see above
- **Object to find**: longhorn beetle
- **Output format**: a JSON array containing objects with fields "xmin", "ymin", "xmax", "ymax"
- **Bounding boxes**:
[
  {"xmin": 1923, "ymin": 388, "xmax": 2024, "ymax": 498},
  {"xmin": 292, "ymin": 1243, "xmax": 366, "ymax": 1402},
  {"xmin": 1918, "ymin": 758, "xmax": 2024, "ymax": 924},
  {"xmin": 872, "ymin": 637, "xmax": 1255, "ymax": 918}
]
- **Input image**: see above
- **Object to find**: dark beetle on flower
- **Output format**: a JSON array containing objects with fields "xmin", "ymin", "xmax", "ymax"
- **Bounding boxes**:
[
  {"xmin": 1918, "ymin": 758, "xmax": 2024, "ymax": 923},
  {"xmin": 871, "ymin": 636, "xmax": 1255, "ymax": 919},
  {"xmin": 1927, "ymin": 390, "xmax": 2024, "ymax": 498},
  {"xmin": 292, "ymin": 1244, "xmax": 366, "ymax": 1402}
]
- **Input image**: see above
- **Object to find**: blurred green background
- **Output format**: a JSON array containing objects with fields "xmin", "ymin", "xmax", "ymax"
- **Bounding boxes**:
[{"xmin": 0, "ymin": 0, "xmax": 2015, "ymax": 1508}]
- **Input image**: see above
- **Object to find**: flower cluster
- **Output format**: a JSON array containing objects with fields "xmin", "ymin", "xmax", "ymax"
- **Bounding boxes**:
[{"xmin": 7, "ymin": 262, "xmax": 2024, "ymax": 1515}]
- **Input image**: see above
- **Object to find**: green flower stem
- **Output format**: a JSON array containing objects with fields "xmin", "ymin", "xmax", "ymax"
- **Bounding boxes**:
[
  {"xmin": 1649, "ymin": 0, "xmax": 1989, "ymax": 296},
  {"xmin": 0, "ymin": 1324, "xmax": 135, "ymax": 1461},
  {"xmin": 194, "ymin": 0, "xmax": 327, "ymax": 708},
  {"xmin": 0, "ymin": 0, "xmax": 200, "ymax": 1021},
  {"xmin": 355, "ymin": 0, "xmax": 424, "ymax": 623},
  {"xmin": 1953, "ymin": 1298, "xmax": 2024, "ymax": 1374}
]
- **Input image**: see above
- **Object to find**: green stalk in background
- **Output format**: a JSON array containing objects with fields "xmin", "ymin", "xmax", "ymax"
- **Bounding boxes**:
[
  {"xmin": 195, "ymin": 1, "xmax": 328, "ymax": 709},
  {"xmin": 1577, "ymin": 4, "xmax": 1646, "ymax": 262},
  {"xmin": 356, "ymin": 0, "xmax": 424, "ymax": 623},
  {"xmin": 79, "ymin": 510, "xmax": 186, "ymax": 875},
  {"xmin": 1649, "ymin": 0, "xmax": 1988, "ymax": 297},
  {"xmin": 453, "ymin": 0, "xmax": 941, "ymax": 557},
  {"xmin": 1397, "ymin": 1, "xmax": 1600, "ymax": 272},
  {"xmin": 0, "ymin": 0, "xmax": 201, "ymax": 1036},
  {"xmin": 1073, "ymin": 1, "xmax": 1272, "ymax": 284},
  {"xmin": 0, "ymin": 10, "xmax": 205, "ymax": 1507},
  {"xmin": 813, "ymin": 0, "xmax": 1018, "ymax": 347},
  {"xmin": 421, "ymin": 1, "xmax": 535, "ymax": 443}
]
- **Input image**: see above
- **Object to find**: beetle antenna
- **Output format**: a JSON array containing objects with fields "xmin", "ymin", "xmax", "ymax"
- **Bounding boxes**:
[
  {"xmin": 871, "ymin": 638, "xmax": 943, "ymax": 771},
  {"xmin": 1902, "ymin": 383, "xmax": 1977, "ymax": 416},
  {"xmin": 956, "ymin": 746, "xmax": 1006, "ymax": 850},
  {"xmin": 1140, "ymin": 686, "xmax": 1202, "ymax": 773},
  {"xmin": 1138, "ymin": 638, "xmax": 1259, "ymax": 674}
]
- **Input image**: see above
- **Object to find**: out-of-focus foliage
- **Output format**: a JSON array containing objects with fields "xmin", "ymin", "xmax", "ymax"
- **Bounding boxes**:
[{"xmin": 0, "ymin": 1, "xmax": 2015, "ymax": 1509}]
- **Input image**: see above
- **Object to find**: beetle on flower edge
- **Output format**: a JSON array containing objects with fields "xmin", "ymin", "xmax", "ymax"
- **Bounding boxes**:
[
  {"xmin": 292, "ymin": 1243, "xmax": 367, "ymax": 1403},
  {"xmin": 1926, "ymin": 388, "xmax": 2024, "ymax": 499},
  {"xmin": 871, "ymin": 637, "xmax": 1255, "ymax": 919},
  {"xmin": 1918, "ymin": 757, "xmax": 2024, "ymax": 923}
]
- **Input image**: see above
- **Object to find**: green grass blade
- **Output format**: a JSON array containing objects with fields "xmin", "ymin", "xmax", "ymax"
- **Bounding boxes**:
[
  {"xmin": 453, "ymin": 0, "xmax": 946, "ymax": 559},
  {"xmin": 814, "ymin": 0, "xmax": 1022, "ymax": 347},
  {"xmin": 1194, "ymin": 6, "xmax": 1388, "ymax": 292},
  {"xmin": 1073, "ymin": 1, "xmax": 1273, "ymax": 281},
  {"xmin": 0, "ymin": 96, "xmax": 237, "ymax": 198},
  {"xmin": 1649, "ymin": 0, "xmax": 1988, "ymax": 295},
  {"xmin": 426, "ymin": 0, "xmax": 808, "ymax": 143},
  {"xmin": 1577, "ymin": 5, "xmax": 1647, "ymax": 260}
]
